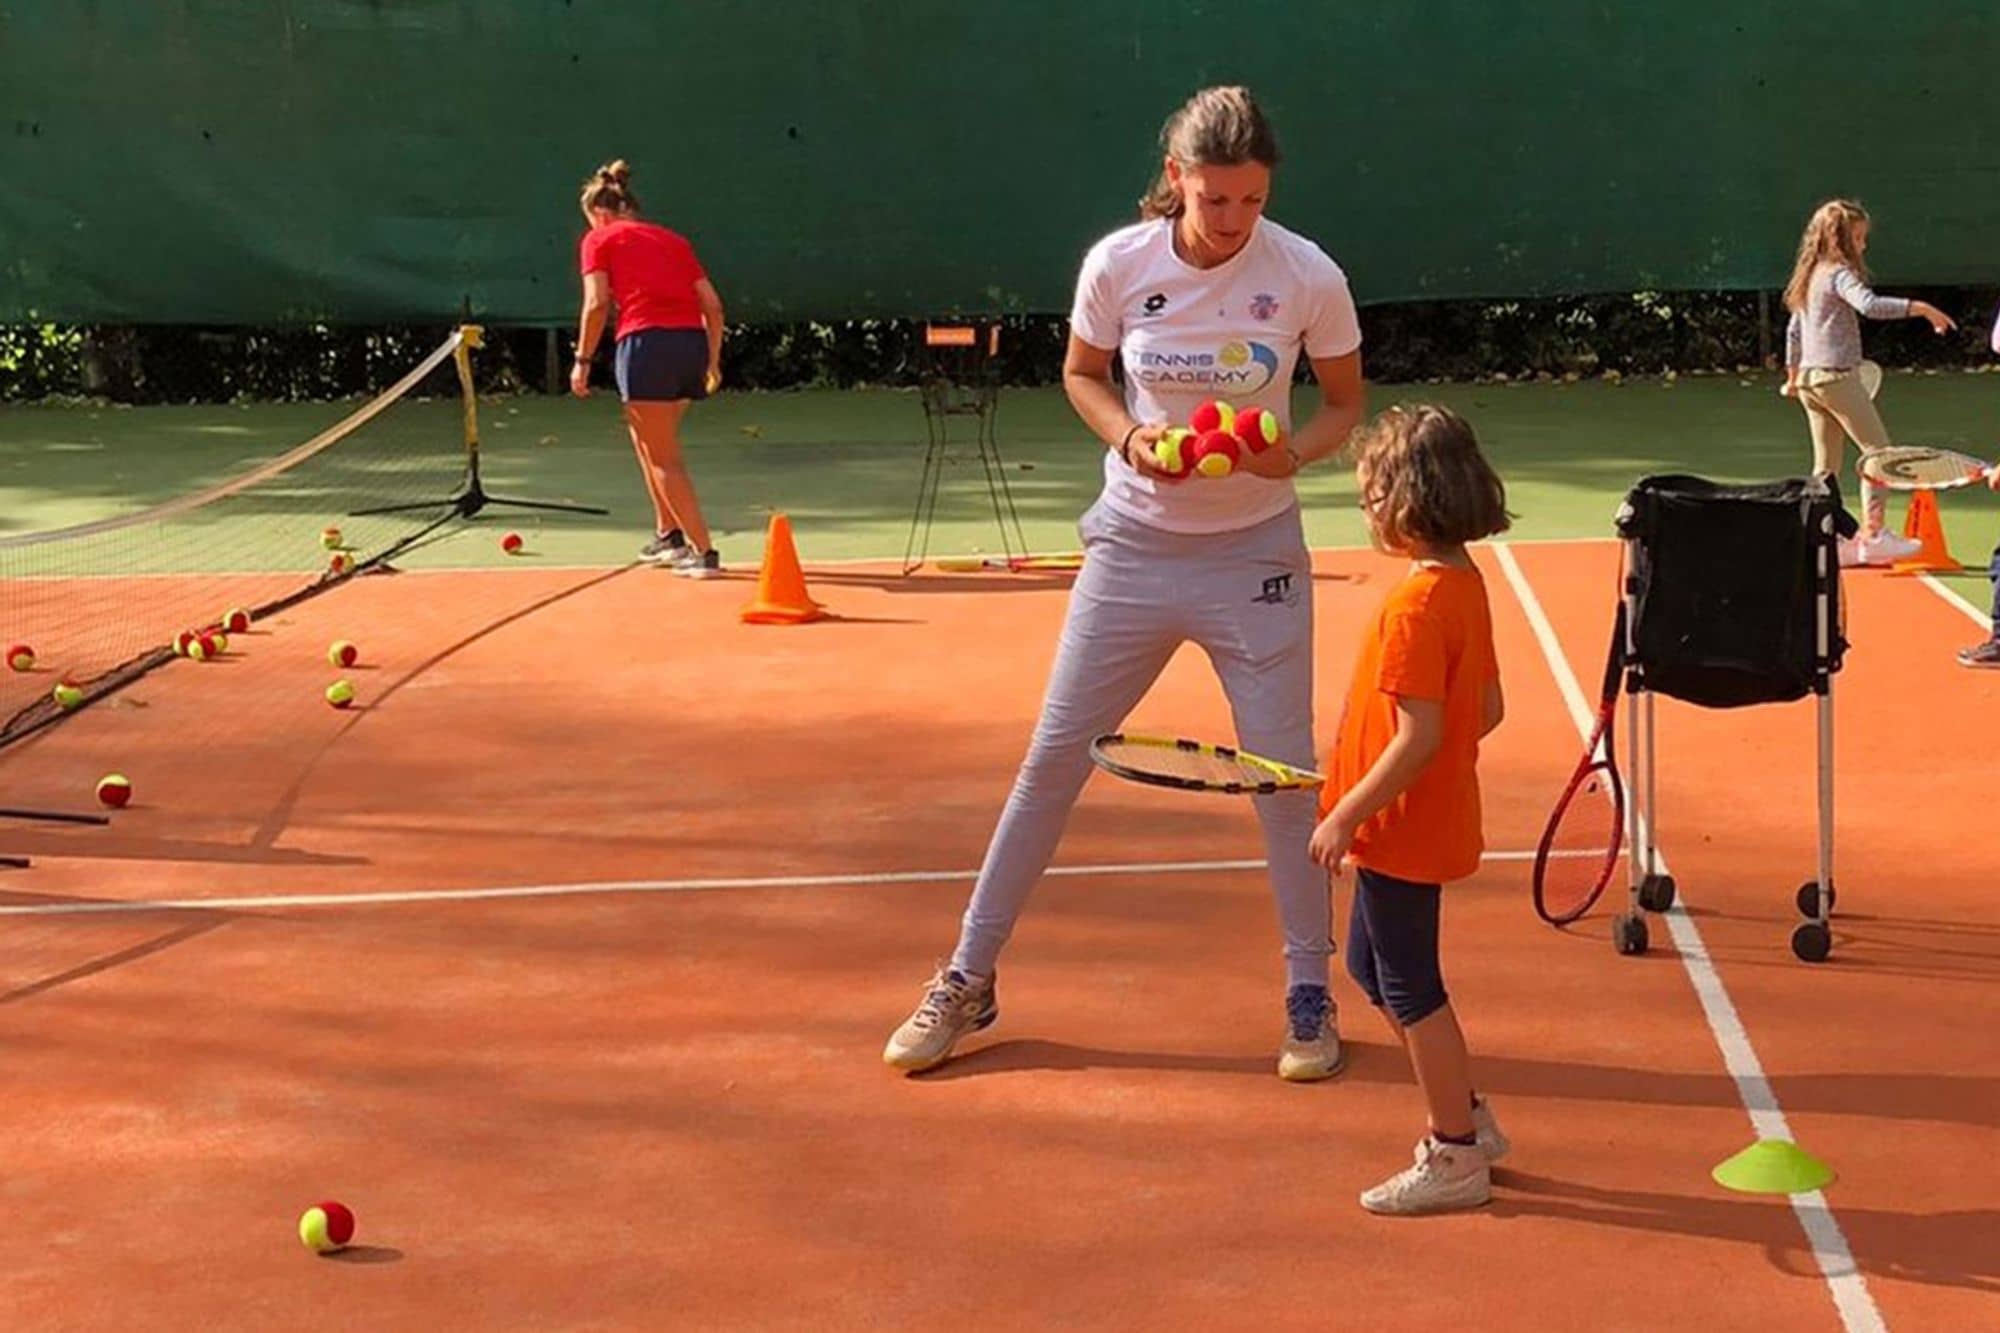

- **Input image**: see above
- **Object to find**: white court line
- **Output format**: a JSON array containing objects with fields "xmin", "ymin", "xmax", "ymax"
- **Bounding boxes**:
[
  {"xmin": 1917, "ymin": 571, "xmax": 1992, "ymax": 632},
  {"xmin": 0, "ymin": 849, "xmax": 1584, "ymax": 919},
  {"xmin": 1491, "ymin": 543, "xmax": 1886, "ymax": 1333}
]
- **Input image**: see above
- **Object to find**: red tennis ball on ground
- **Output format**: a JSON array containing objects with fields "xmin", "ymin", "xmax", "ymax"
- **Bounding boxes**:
[
  {"xmin": 223, "ymin": 608, "xmax": 251, "ymax": 634},
  {"xmin": 1189, "ymin": 400, "xmax": 1237, "ymax": 435},
  {"xmin": 328, "ymin": 640, "xmax": 359, "ymax": 668},
  {"xmin": 95, "ymin": 774, "xmax": 132, "ymax": 808},
  {"xmin": 1190, "ymin": 430, "xmax": 1241, "ymax": 478},
  {"xmin": 1233, "ymin": 407, "xmax": 1282, "ymax": 453},
  {"xmin": 197, "ymin": 633, "xmax": 220, "ymax": 659},
  {"xmin": 500, "ymin": 532, "xmax": 524, "ymax": 554},
  {"xmin": 6, "ymin": 643, "xmax": 33, "ymax": 672},
  {"xmin": 299, "ymin": 1200, "xmax": 356, "ymax": 1254},
  {"xmin": 173, "ymin": 631, "xmax": 197, "ymax": 657},
  {"xmin": 329, "ymin": 553, "xmax": 355, "ymax": 576}
]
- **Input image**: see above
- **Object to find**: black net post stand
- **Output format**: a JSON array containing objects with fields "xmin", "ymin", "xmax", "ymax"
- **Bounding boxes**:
[
  {"xmin": 2, "ymin": 805, "xmax": 112, "ymax": 869},
  {"xmin": 1612, "ymin": 473, "xmax": 1848, "ymax": 962},
  {"xmin": 350, "ymin": 325, "xmax": 608, "ymax": 523},
  {"xmin": 902, "ymin": 323, "xmax": 1027, "ymax": 575}
]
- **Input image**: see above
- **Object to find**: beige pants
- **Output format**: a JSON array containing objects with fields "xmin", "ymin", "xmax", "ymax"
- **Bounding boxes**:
[{"xmin": 1798, "ymin": 362, "xmax": 1890, "ymax": 533}]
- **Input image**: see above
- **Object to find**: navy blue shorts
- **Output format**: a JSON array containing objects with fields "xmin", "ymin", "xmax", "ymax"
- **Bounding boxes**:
[
  {"xmin": 1345, "ymin": 867, "xmax": 1449, "ymax": 1027},
  {"xmin": 615, "ymin": 327, "xmax": 709, "ymax": 403}
]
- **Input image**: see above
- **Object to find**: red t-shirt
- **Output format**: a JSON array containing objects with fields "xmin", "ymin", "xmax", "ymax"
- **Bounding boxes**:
[{"xmin": 578, "ymin": 219, "xmax": 708, "ymax": 340}]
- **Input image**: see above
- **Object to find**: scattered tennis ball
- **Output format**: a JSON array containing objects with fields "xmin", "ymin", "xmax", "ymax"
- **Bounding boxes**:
[
  {"xmin": 6, "ymin": 643, "xmax": 34, "ymax": 672},
  {"xmin": 173, "ymin": 630, "xmax": 197, "ymax": 657},
  {"xmin": 52, "ymin": 682, "xmax": 83, "ymax": 710},
  {"xmin": 185, "ymin": 636, "xmax": 212, "ymax": 662},
  {"xmin": 95, "ymin": 773, "xmax": 132, "ymax": 808},
  {"xmin": 1190, "ymin": 430, "xmax": 1241, "ymax": 478},
  {"xmin": 1151, "ymin": 427, "xmax": 1194, "ymax": 479},
  {"xmin": 1190, "ymin": 399, "xmax": 1237, "ymax": 435},
  {"xmin": 205, "ymin": 631, "xmax": 228, "ymax": 656},
  {"xmin": 329, "ymin": 552, "xmax": 355, "ymax": 576},
  {"xmin": 500, "ymin": 532, "xmax": 524, "ymax": 554},
  {"xmin": 321, "ymin": 526, "xmax": 344, "ymax": 550},
  {"xmin": 325, "ymin": 679, "xmax": 356, "ymax": 709},
  {"xmin": 328, "ymin": 640, "xmax": 359, "ymax": 668},
  {"xmin": 1233, "ymin": 407, "xmax": 1281, "ymax": 453},
  {"xmin": 298, "ymin": 1201, "xmax": 355, "ymax": 1255},
  {"xmin": 223, "ymin": 608, "xmax": 251, "ymax": 633}
]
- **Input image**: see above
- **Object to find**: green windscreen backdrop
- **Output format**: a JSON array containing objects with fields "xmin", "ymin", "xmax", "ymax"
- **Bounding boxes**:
[{"xmin": 2, "ymin": 1, "xmax": 1994, "ymax": 324}]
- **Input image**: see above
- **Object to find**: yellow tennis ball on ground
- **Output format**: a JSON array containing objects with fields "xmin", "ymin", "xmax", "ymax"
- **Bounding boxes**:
[
  {"xmin": 328, "ymin": 640, "xmax": 359, "ymax": 668},
  {"xmin": 328, "ymin": 553, "xmax": 355, "ymax": 576},
  {"xmin": 321, "ymin": 526, "xmax": 344, "ymax": 550},
  {"xmin": 52, "ymin": 682, "xmax": 83, "ymax": 709},
  {"xmin": 299, "ymin": 1200, "xmax": 356, "ymax": 1254},
  {"xmin": 325, "ymin": 679, "xmax": 356, "ymax": 709},
  {"xmin": 208, "ymin": 631, "xmax": 229, "ymax": 655},
  {"xmin": 186, "ymin": 636, "xmax": 211, "ymax": 662}
]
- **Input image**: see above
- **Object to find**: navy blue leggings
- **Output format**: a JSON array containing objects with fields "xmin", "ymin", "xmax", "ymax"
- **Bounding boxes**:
[
  {"xmin": 1988, "ymin": 541, "xmax": 2000, "ymax": 632},
  {"xmin": 1345, "ymin": 867, "xmax": 1449, "ymax": 1027}
]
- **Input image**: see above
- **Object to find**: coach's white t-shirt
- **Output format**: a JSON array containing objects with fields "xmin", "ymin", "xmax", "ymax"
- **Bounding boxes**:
[{"xmin": 1070, "ymin": 216, "xmax": 1362, "ymax": 534}]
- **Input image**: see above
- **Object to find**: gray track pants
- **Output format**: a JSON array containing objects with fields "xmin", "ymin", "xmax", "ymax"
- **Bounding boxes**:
[{"xmin": 951, "ymin": 500, "xmax": 1332, "ymax": 989}]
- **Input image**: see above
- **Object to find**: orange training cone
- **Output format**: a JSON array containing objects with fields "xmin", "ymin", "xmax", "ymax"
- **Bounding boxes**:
[
  {"xmin": 740, "ymin": 513, "xmax": 826, "ymax": 624},
  {"xmin": 1891, "ymin": 489, "xmax": 1960, "ymax": 574}
]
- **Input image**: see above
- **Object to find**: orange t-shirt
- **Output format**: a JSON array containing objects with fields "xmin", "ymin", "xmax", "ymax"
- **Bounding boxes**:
[{"xmin": 1321, "ymin": 562, "xmax": 1499, "ymax": 884}]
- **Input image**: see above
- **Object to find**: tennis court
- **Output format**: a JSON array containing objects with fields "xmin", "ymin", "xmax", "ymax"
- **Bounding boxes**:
[
  {"xmin": 3, "ymin": 348, "xmax": 1998, "ymax": 1329},
  {"xmin": 8, "ymin": 5, "xmax": 2000, "ymax": 1327}
]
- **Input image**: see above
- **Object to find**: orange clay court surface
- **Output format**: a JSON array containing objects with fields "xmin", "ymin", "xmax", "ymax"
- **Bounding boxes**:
[{"xmin": 1, "ymin": 544, "xmax": 1996, "ymax": 1330}]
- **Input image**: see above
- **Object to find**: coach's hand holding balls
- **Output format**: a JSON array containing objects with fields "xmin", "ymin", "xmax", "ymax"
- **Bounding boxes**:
[{"xmin": 1129, "ymin": 399, "xmax": 1296, "ymax": 482}]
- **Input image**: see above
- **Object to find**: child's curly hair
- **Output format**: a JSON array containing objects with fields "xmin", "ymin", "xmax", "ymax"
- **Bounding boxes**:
[{"xmin": 1352, "ymin": 405, "xmax": 1511, "ymax": 553}]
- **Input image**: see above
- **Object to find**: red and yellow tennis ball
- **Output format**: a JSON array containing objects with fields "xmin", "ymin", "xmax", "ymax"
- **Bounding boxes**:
[
  {"xmin": 325, "ymin": 679, "xmax": 356, "ymax": 709},
  {"xmin": 1190, "ymin": 430, "xmax": 1241, "ymax": 478},
  {"xmin": 223, "ymin": 608, "xmax": 251, "ymax": 634},
  {"xmin": 500, "ymin": 532, "xmax": 524, "ymax": 555},
  {"xmin": 328, "ymin": 552, "xmax": 355, "ymax": 576},
  {"xmin": 1189, "ymin": 399, "xmax": 1237, "ymax": 436},
  {"xmin": 1233, "ymin": 407, "xmax": 1282, "ymax": 453},
  {"xmin": 320, "ymin": 526, "xmax": 344, "ymax": 551},
  {"xmin": 1150, "ymin": 427, "xmax": 1195, "ymax": 479},
  {"xmin": 173, "ymin": 630, "xmax": 197, "ymax": 657},
  {"xmin": 95, "ymin": 773, "xmax": 132, "ymax": 808},
  {"xmin": 328, "ymin": 640, "xmax": 359, "ymax": 668},
  {"xmin": 186, "ymin": 635, "xmax": 212, "ymax": 662},
  {"xmin": 52, "ymin": 681, "xmax": 84, "ymax": 710},
  {"xmin": 204, "ymin": 631, "xmax": 227, "ymax": 656},
  {"xmin": 298, "ymin": 1200, "xmax": 355, "ymax": 1254},
  {"xmin": 6, "ymin": 643, "xmax": 33, "ymax": 672}
]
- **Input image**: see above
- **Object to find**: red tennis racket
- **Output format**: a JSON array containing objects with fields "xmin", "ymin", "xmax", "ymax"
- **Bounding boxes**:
[{"xmin": 1533, "ymin": 604, "xmax": 1627, "ymax": 926}]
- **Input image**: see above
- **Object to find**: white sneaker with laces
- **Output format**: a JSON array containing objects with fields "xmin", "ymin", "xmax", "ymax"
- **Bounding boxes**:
[
  {"xmin": 883, "ymin": 965, "xmax": 997, "ymax": 1072},
  {"xmin": 1360, "ymin": 1136, "xmax": 1492, "ymax": 1216},
  {"xmin": 1855, "ymin": 531, "xmax": 1922, "ymax": 566}
]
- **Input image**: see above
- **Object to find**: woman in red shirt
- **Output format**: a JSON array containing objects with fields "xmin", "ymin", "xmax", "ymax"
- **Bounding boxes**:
[{"xmin": 570, "ymin": 160, "xmax": 725, "ymax": 578}]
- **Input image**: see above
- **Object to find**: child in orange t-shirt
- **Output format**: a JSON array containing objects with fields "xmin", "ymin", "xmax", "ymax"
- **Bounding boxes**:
[{"xmin": 1309, "ymin": 404, "xmax": 1510, "ymax": 1216}]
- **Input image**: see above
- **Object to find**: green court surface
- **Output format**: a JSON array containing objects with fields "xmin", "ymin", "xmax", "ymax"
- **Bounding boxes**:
[{"xmin": 4, "ymin": 369, "xmax": 1998, "ymax": 588}]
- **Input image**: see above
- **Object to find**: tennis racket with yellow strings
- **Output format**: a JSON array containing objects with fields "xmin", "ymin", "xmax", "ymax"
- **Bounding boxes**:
[{"xmin": 1088, "ymin": 733, "xmax": 1324, "ymax": 795}]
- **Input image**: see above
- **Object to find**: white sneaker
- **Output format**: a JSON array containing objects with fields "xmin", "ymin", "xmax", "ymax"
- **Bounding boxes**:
[
  {"xmin": 1854, "ymin": 531, "xmax": 1922, "ymax": 566},
  {"xmin": 1360, "ymin": 1136, "xmax": 1492, "ymax": 1216},
  {"xmin": 883, "ymin": 965, "xmax": 997, "ymax": 1072},
  {"xmin": 1472, "ymin": 1097, "xmax": 1510, "ymax": 1162},
  {"xmin": 1277, "ymin": 984, "xmax": 1344, "ymax": 1082}
]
